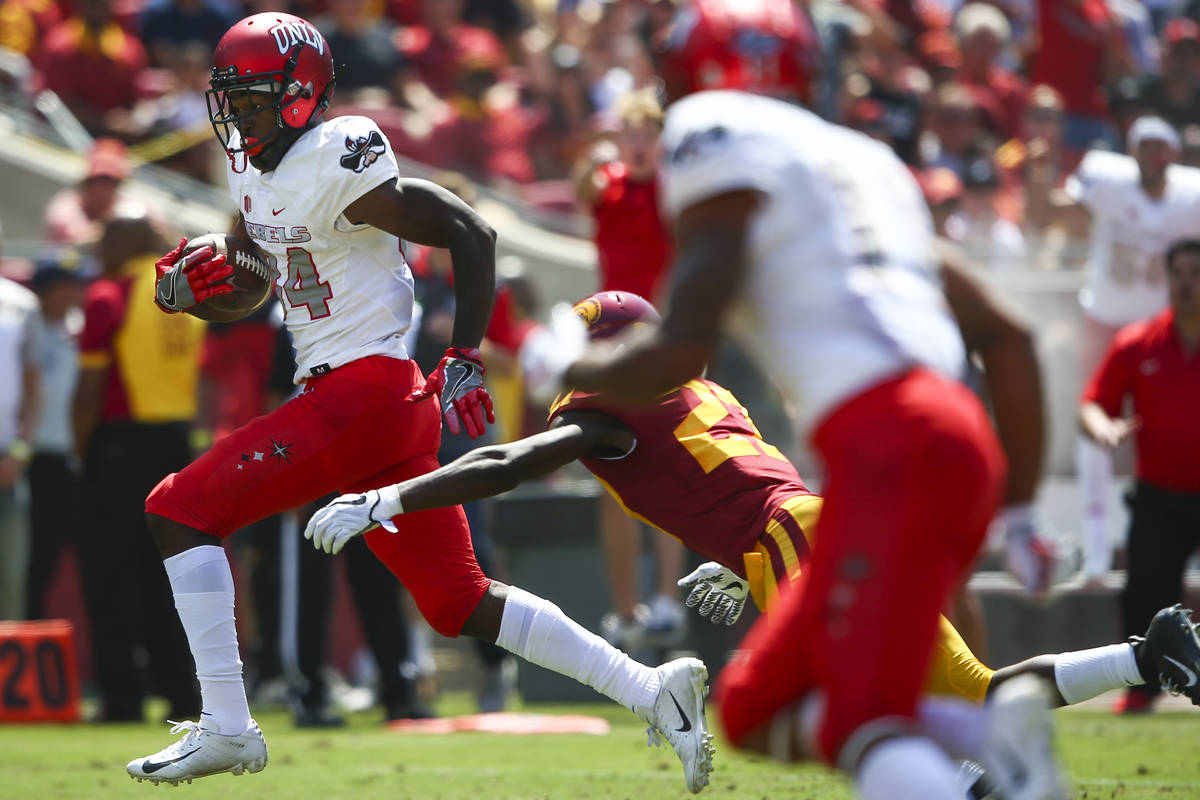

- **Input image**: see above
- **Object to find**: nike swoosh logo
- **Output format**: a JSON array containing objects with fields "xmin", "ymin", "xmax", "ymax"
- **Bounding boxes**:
[
  {"xmin": 1164, "ymin": 655, "xmax": 1198, "ymax": 688},
  {"xmin": 444, "ymin": 362, "xmax": 475, "ymax": 402},
  {"xmin": 161, "ymin": 277, "xmax": 177, "ymax": 308},
  {"xmin": 668, "ymin": 691, "xmax": 692, "ymax": 733},
  {"xmin": 720, "ymin": 580, "xmax": 745, "ymax": 591},
  {"xmin": 142, "ymin": 749, "xmax": 200, "ymax": 774},
  {"xmin": 272, "ymin": 207, "xmax": 285, "ymax": 216},
  {"xmin": 331, "ymin": 496, "xmax": 367, "ymax": 507}
]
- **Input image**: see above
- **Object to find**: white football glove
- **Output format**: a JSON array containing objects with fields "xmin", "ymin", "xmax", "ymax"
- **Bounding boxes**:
[
  {"xmin": 304, "ymin": 489, "xmax": 399, "ymax": 555},
  {"xmin": 995, "ymin": 503, "xmax": 1079, "ymax": 599},
  {"xmin": 521, "ymin": 303, "xmax": 589, "ymax": 406},
  {"xmin": 678, "ymin": 562, "xmax": 749, "ymax": 626}
]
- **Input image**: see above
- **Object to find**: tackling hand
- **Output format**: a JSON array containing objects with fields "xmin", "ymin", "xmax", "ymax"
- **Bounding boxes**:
[
  {"xmin": 154, "ymin": 237, "xmax": 234, "ymax": 313},
  {"xmin": 996, "ymin": 503, "xmax": 1077, "ymax": 598},
  {"xmin": 522, "ymin": 303, "xmax": 588, "ymax": 406},
  {"xmin": 678, "ymin": 562, "xmax": 748, "ymax": 626},
  {"xmin": 411, "ymin": 346, "xmax": 495, "ymax": 438},
  {"xmin": 304, "ymin": 489, "xmax": 399, "ymax": 555}
]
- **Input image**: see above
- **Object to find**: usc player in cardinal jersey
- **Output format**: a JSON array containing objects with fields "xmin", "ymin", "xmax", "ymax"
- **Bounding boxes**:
[{"xmin": 308, "ymin": 290, "xmax": 1192, "ymax": 743}]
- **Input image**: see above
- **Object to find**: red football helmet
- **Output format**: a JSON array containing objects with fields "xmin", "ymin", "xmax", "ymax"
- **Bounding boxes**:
[
  {"xmin": 572, "ymin": 291, "xmax": 661, "ymax": 340},
  {"xmin": 206, "ymin": 13, "xmax": 335, "ymax": 162}
]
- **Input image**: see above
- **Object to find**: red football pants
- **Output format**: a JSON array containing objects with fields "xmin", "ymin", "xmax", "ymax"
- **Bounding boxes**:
[
  {"xmin": 715, "ymin": 368, "xmax": 1005, "ymax": 764},
  {"xmin": 146, "ymin": 355, "xmax": 491, "ymax": 636}
]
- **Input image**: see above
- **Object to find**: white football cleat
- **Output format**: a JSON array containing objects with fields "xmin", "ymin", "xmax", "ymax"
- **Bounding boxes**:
[
  {"xmin": 127, "ymin": 719, "xmax": 268, "ymax": 786},
  {"xmin": 980, "ymin": 676, "xmax": 1068, "ymax": 800},
  {"xmin": 637, "ymin": 657, "xmax": 715, "ymax": 794}
]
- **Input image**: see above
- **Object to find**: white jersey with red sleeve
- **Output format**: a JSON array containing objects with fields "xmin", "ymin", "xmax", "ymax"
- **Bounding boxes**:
[
  {"xmin": 659, "ymin": 91, "xmax": 966, "ymax": 434},
  {"xmin": 224, "ymin": 115, "xmax": 415, "ymax": 382},
  {"xmin": 1065, "ymin": 150, "xmax": 1200, "ymax": 327}
]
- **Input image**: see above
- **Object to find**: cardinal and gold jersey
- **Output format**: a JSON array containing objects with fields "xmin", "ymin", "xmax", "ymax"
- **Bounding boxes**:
[
  {"xmin": 549, "ymin": 377, "xmax": 818, "ymax": 593},
  {"xmin": 550, "ymin": 378, "xmax": 995, "ymax": 702},
  {"xmin": 224, "ymin": 116, "xmax": 414, "ymax": 383}
]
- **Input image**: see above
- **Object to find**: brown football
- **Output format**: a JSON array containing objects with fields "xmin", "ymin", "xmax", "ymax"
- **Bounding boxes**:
[{"xmin": 183, "ymin": 234, "xmax": 274, "ymax": 319}]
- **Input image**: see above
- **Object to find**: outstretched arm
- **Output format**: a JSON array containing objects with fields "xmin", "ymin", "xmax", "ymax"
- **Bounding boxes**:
[
  {"xmin": 304, "ymin": 411, "xmax": 634, "ymax": 553},
  {"xmin": 391, "ymin": 412, "xmax": 631, "ymax": 512},
  {"xmin": 564, "ymin": 190, "xmax": 760, "ymax": 401},
  {"xmin": 940, "ymin": 250, "xmax": 1044, "ymax": 505}
]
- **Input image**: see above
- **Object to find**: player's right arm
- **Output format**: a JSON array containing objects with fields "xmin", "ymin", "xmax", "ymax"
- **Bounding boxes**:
[
  {"xmin": 940, "ymin": 248, "xmax": 1044, "ymax": 506},
  {"xmin": 346, "ymin": 177, "xmax": 498, "ymax": 436},
  {"xmin": 304, "ymin": 410, "xmax": 634, "ymax": 553}
]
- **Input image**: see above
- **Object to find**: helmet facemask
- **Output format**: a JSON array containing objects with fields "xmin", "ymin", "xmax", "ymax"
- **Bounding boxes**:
[{"xmin": 206, "ymin": 43, "xmax": 331, "ymax": 171}]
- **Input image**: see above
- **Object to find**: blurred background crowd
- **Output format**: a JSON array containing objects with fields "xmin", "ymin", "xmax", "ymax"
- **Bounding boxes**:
[{"xmin": 1, "ymin": 0, "xmax": 1200, "ymax": 726}]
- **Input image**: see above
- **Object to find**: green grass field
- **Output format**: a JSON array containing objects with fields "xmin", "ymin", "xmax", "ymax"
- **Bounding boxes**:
[{"xmin": 2, "ymin": 694, "xmax": 1199, "ymax": 799}]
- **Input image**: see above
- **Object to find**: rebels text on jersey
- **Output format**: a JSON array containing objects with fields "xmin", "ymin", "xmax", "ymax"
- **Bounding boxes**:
[
  {"xmin": 548, "ymin": 379, "xmax": 814, "ymax": 573},
  {"xmin": 225, "ymin": 116, "xmax": 415, "ymax": 382}
]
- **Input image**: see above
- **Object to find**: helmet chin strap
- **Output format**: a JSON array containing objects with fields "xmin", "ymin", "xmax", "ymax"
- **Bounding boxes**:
[{"xmin": 247, "ymin": 120, "xmax": 307, "ymax": 172}]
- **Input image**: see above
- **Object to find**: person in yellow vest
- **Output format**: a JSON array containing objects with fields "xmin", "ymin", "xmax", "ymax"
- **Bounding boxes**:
[{"xmin": 73, "ymin": 208, "xmax": 206, "ymax": 722}]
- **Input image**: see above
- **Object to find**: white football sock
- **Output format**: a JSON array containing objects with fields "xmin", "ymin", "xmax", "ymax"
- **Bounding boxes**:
[
  {"xmin": 1076, "ymin": 436, "xmax": 1114, "ymax": 580},
  {"xmin": 1054, "ymin": 643, "xmax": 1143, "ymax": 705},
  {"xmin": 163, "ymin": 546, "xmax": 250, "ymax": 735},
  {"xmin": 495, "ymin": 586, "xmax": 660, "ymax": 712},
  {"xmin": 916, "ymin": 696, "xmax": 987, "ymax": 760},
  {"xmin": 855, "ymin": 737, "xmax": 963, "ymax": 800}
]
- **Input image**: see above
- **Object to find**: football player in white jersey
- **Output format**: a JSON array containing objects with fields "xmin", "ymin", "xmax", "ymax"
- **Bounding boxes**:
[
  {"xmin": 561, "ymin": 90, "xmax": 1063, "ymax": 800},
  {"xmin": 1027, "ymin": 115, "xmax": 1200, "ymax": 585},
  {"xmin": 129, "ymin": 14, "xmax": 714, "ymax": 794}
]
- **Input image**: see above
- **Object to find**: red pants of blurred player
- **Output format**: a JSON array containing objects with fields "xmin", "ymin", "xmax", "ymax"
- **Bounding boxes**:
[
  {"xmin": 715, "ymin": 368, "xmax": 1005, "ymax": 765},
  {"xmin": 146, "ymin": 355, "xmax": 491, "ymax": 636}
]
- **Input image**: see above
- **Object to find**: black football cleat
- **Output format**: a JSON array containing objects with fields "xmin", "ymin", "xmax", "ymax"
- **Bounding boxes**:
[{"xmin": 1134, "ymin": 604, "xmax": 1200, "ymax": 705}]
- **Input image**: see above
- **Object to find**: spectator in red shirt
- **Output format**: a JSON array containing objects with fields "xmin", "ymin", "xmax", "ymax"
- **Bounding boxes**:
[
  {"xmin": 955, "ymin": 3, "xmax": 1026, "ymax": 140},
  {"xmin": 395, "ymin": 0, "xmax": 507, "ymax": 99},
  {"xmin": 73, "ymin": 210, "xmax": 205, "ymax": 722},
  {"xmin": 1078, "ymin": 238, "xmax": 1200, "ymax": 714},
  {"xmin": 420, "ymin": 47, "xmax": 541, "ymax": 186},
  {"xmin": 575, "ymin": 87, "xmax": 672, "ymax": 302},
  {"xmin": 1029, "ymin": 0, "xmax": 1133, "ymax": 152},
  {"xmin": 35, "ymin": 0, "xmax": 148, "ymax": 136}
]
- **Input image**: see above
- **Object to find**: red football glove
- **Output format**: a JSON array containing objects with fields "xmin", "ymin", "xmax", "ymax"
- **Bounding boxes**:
[
  {"xmin": 154, "ymin": 237, "xmax": 234, "ymax": 313},
  {"xmin": 410, "ymin": 346, "xmax": 496, "ymax": 438}
]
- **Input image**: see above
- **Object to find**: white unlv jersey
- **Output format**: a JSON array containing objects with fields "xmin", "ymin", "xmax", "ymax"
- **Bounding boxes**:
[
  {"xmin": 1066, "ymin": 150, "xmax": 1200, "ymax": 327},
  {"xmin": 225, "ymin": 115, "xmax": 414, "ymax": 382},
  {"xmin": 660, "ymin": 91, "xmax": 965, "ymax": 434}
]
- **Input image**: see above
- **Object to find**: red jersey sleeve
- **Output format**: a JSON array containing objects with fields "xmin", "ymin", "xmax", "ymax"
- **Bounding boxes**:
[
  {"xmin": 79, "ymin": 280, "xmax": 126, "ymax": 366},
  {"xmin": 1081, "ymin": 326, "xmax": 1138, "ymax": 416}
]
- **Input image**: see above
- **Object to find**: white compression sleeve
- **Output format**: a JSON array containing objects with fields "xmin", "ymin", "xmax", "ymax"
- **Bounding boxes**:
[
  {"xmin": 163, "ymin": 546, "xmax": 250, "ymax": 734},
  {"xmin": 495, "ymin": 586, "xmax": 660, "ymax": 712}
]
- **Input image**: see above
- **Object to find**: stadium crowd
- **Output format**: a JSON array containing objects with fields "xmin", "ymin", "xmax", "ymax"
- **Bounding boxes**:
[{"xmin": 1, "ymin": 0, "xmax": 1199, "ymax": 740}]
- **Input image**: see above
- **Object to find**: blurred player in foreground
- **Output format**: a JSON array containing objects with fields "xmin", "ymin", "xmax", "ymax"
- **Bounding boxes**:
[
  {"xmin": 308, "ymin": 290, "xmax": 1200, "ymax": 777},
  {"xmin": 555, "ymin": 90, "xmax": 1052, "ymax": 799},
  {"xmin": 128, "ymin": 13, "xmax": 712, "ymax": 793}
]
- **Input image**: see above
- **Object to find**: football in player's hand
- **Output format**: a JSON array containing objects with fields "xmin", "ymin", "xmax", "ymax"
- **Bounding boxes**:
[{"xmin": 185, "ymin": 233, "xmax": 273, "ymax": 319}]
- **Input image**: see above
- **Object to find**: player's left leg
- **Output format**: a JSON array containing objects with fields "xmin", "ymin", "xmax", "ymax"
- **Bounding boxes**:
[
  {"xmin": 356, "ymin": 458, "xmax": 713, "ymax": 794},
  {"xmin": 715, "ymin": 371, "xmax": 1014, "ymax": 797},
  {"xmin": 130, "ymin": 357, "xmax": 442, "ymax": 785}
]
